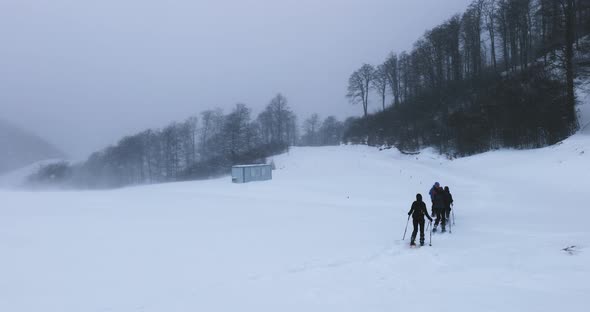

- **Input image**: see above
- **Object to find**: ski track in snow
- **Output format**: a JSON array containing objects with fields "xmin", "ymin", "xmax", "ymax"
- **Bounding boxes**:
[{"xmin": 1, "ymin": 135, "xmax": 589, "ymax": 311}]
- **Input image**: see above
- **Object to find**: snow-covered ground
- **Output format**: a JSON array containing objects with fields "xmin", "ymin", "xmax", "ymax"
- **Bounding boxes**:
[{"xmin": 1, "ymin": 134, "xmax": 589, "ymax": 312}]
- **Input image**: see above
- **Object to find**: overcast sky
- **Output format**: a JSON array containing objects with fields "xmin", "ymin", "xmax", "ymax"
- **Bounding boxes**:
[{"xmin": 1, "ymin": 0, "xmax": 472, "ymax": 159}]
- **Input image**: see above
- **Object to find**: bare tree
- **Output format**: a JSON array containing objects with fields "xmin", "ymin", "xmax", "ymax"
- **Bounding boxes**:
[
  {"xmin": 223, "ymin": 103, "xmax": 251, "ymax": 160},
  {"xmin": 561, "ymin": 0, "xmax": 578, "ymax": 130},
  {"xmin": 319, "ymin": 116, "xmax": 344, "ymax": 145},
  {"xmin": 270, "ymin": 94, "xmax": 287, "ymax": 141},
  {"xmin": 462, "ymin": 1, "xmax": 484, "ymax": 77},
  {"xmin": 496, "ymin": 0, "xmax": 510, "ymax": 71},
  {"xmin": 285, "ymin": 110, "xmax": 299, "ymax": 146},
  {"xmin": 383, "ymin": 53, "xmax": 401, "ymax": 105},
  {"xmin": 347, "ymin": 64, "xmax": 375, "ymax": 117},
  {"xmin": 258, "ymin": 94, "xmax": 296, "ymax": 145},
  {"xmin": 302, "ymin": 114, "xmax": 322, "ymax": 146},
  {"xmin": 484, "ymin": 0, "xmax": 498, "ymax": 71},
  {"xmin": 199, "ymin": 109, "xmax": 224, "ymax": 159},
  {"xmin": 372, "ymin": 64, "xmax": 389, "ymax": 110},
  {"xmin": 185, "ymin": 116, "xmax": 198, "ymax": 163},
  {"xmin": 398, "ymin": 52, "xmax": 411, "ymax": 101}
]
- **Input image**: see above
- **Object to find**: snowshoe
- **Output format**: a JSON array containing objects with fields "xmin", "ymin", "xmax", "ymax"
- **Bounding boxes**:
[
  {"xmin": 420, "ymin": 242, "xmax": 425, "ymax": 246},
  {"xmin": 432, "ymin": 227, "xmax": 437, "ymax": 233},
  {"xmin": 442, "ymin": 228, "xmax": 446, "ymax": 233},
  {"xmin": 410, "ymin": 241, "xmax": 416, "ymax": 247}
]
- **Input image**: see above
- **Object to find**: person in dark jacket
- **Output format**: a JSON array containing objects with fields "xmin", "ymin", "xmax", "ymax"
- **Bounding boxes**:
[
  {"xmin": 443, "ymin": 186, "xmax": 454, "ymax": 220},
  {"xmin": 429, "ymin": 182, "xmax": 440, "ymax": 215},
  {"xmin": 432, "ymin": 184, "xmax": 446, "ymax": 232},
  {"xmin": 408, "ymin": 193, "xmax": 433, "ymax": 246}
]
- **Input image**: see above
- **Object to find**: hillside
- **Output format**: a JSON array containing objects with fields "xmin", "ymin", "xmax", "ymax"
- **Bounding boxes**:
[
  {"xmin": 0, "ymin": 120, "xmax": 65, "ymax": 174},
  {"xmin": 1, "ymin": 132, "xmax": 588, "ymax": 311}
]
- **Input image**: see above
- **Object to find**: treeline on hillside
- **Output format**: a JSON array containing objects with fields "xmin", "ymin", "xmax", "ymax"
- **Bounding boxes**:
[
  {"xmin": 345, "ymin": 0, "xmax": 590, "ymax": 156},
  {"xmin": 299, "ymin": 114, "xmax": 347, "ymax": 146},
  {"xmin": 28, "ymin": 94, "xmax": 347, "ymax": 189}
]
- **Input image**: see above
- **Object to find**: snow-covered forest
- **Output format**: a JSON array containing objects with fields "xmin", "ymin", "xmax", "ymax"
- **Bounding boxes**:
[
  {"xmin": 25, "ymin": 94, "xmax": 347, "ymax": 188},
  {"xmin": 345, "ymin": 0, "xmax": 589, "ymax": 155}
]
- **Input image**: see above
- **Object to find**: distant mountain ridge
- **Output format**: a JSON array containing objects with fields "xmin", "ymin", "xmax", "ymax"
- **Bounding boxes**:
[{"xmin": 0, "ymin": 119, "xmax": 65, "ymax": 174}]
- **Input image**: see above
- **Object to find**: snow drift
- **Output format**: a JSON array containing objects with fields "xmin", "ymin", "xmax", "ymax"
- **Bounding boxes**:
[{"xmin": 0, "ymin": 134, "xmax": 588, "ymax": 311}]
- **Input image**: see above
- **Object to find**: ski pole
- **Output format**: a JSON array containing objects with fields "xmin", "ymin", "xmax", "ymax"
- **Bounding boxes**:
[
  {"xmin": 425, "ymin": 221, "xmax": 432, "ymax": 246},
  {"xmin": 449, "ymin": 211, "xmax": 452, "ymax": 234},
  {"xmin": 429, "ymin": 221, "xmax": 433, "ymax": 246},
  {"xmin": 452, "ymin": 208, "xmax": 455, "ymax": 226},
  {"xmin": 402, "ymin": 215, "xmax": 410, "ymax": 240}
]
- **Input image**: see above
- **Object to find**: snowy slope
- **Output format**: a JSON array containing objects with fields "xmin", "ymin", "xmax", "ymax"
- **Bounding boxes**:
[
  {"xmin": 0, "ymin": 120, "xmax": 65, "ymax": 174},
  {"xmin": 0, "ymin": 159, "xmax": 64, "ymax": 189},
  {"xmin": 1, "ymin": 136, "xmax": 589, "ymax": 312}
]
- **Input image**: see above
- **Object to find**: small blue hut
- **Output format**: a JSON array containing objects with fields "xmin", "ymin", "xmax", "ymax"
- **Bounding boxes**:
[{"xmin": 231, "ymin": 164, "xmax": 272, "ymax": 183}]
